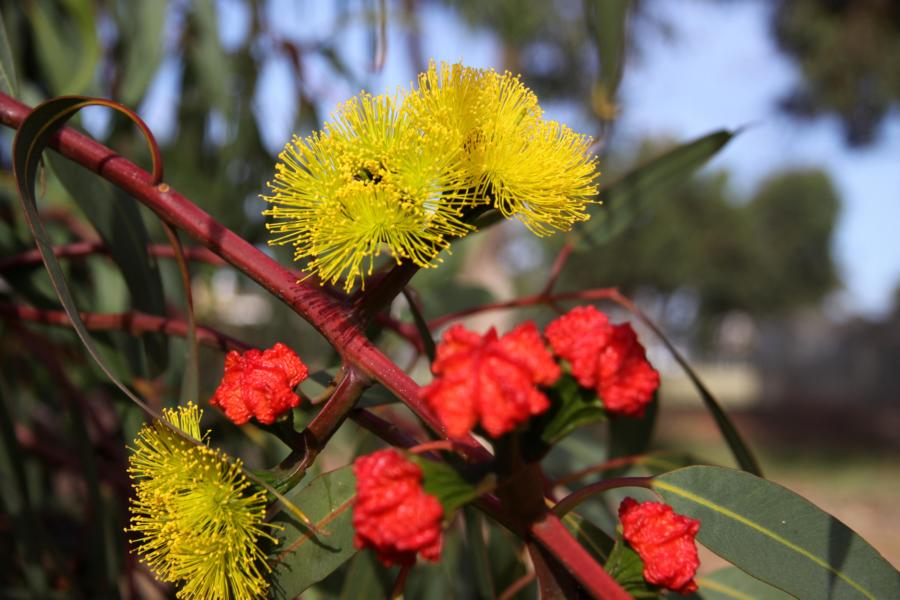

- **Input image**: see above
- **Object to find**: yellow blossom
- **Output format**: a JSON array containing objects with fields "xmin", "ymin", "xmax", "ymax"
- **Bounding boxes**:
[
  {"xmin": 408, "ymin": 61, "xmax": 599, "ymax": 235},
  {"xmin": 127, "ymin": 404, "xmax": 277, "ymax": 599},
  {"xmin": 263, "ymin": 93, "xmax": 471, "ymax": 292}
]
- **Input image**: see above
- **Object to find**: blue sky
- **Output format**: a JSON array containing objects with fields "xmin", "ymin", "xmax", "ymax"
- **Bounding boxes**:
[{"xmin": 141, "ymin": 0, "xmax": 900, "ymax": 318}]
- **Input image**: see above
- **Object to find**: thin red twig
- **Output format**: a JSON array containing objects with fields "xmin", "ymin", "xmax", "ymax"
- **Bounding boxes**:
[
  {"xmin": 552, "ymin": 476, "xmax": 654, "ymax": 517},
  {"xmin": 0, "ymin": 302, "xmax": 248, "ymax": 352},
  {"xmin": 0, "ymin": 241, "xmax": 225, "ymax": 271}
]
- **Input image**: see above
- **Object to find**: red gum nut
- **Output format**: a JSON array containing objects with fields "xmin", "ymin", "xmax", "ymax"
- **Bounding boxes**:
[
  {"xmin": 210, "ymin": 342, "xmax": 308, "ymax": 425},
  {"xmin": 420, "ymin": 322, "xmax": 560, "ymax": 439}
]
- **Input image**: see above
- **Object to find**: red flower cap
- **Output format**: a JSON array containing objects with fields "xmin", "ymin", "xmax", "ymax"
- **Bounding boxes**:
[
  {"xmin": 353, "ymin": 449, "xmax": 444, "ymax": 566},
  {"xmin": 420, "ymin": 322, "xmax": 560, "ymax": 438},
  {"xmin": 546, "ymin": 306, "xmax": 659, "ymax": 418},
  {"xmin": 210, "ymin": 342, "xmax": 308, "ymax": 425},
  {"xmin": 545, "ymin": 305, "xmax": 613, "ymax": 389},
  {"xmin": 618, "ymin": 497, "xmax": 700, "ymax": 594},
  {"xmin": 597, "ymin": 323, "xmax": 660, "ymax": 418}
]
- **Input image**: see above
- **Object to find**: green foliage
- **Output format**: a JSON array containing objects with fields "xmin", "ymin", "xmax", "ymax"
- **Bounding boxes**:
[
  {"xmin": 655, "ymin": 466, "xmax": 900, "ymax": 600},
  {"xmin": 269, "ymin": 467, "xmax": 358, "ymax": 598},
  {"xmin": 689, "ymin": 567, "xmax": 795, "ymax": 600},
  {"xmin": 772, "ymin": 0, "xmax": 900, "ymax": 146},
  {"xmin": 563, "ymin": 163, "xmax": 841, "ymax": 322}
]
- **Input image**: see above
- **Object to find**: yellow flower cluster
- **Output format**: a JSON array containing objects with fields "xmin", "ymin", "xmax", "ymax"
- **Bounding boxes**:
[
  {"xmin": 127, "ymin": 404, "xmax": 276, "ymax": 599},
  {"xmin": 263, "ymin": 61, "xmax": 599, "ymax": 292}
]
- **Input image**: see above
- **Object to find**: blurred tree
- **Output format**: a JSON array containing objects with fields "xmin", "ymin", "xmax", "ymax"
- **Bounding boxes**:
[
  {"xmin": 558, "ymin": 161, "xmax": 841, "ymax": 329},
  {"xmin": 771, "ymin": 0, "xmax": 900, "ymax": 146}
]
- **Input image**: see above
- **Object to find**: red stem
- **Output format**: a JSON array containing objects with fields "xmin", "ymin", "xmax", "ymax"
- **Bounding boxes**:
[
  {"xmin": 428, "ymin": 287, "xmax": 620, "ymax": 329},
  {"xmin": 553, "ymin": 476, "xmax": 654, "ymax": 517},
  {"xmin": 0, "ymin": 93, "xmax": 632, "ymax": 598},
  {"xmin": 0, "ymin": 92, "xmax": 488, "ymax": 463},
  {"xmin": 0, "ymin": 241, "xmax": 225, "ymax": 270},
  {"xmin": 0, "ymin": 302, "xmax": 247, "ymax": 352}
]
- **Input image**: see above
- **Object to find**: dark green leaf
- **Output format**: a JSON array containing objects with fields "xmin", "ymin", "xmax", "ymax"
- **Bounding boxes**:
[
  {"xmin": 580, "ymin": 130, "xmax": 737, "ymax": 246},
  {"xmin": 464, "ymin": 507, "xmax": 496, "ymax": 598},
  {"xmin": 605, "ymin": 536, "xmax": 660, "ymax": 599},
  {"xmin": 654, "ymin": 466, "xmax": 900, "ymax": 600},
  {"xmin": 48, "ymin": 153, "xmax": 169, "ymax": 375},
  {"xmin": 586, "ymin": 0, "xmax": 630, "ymax": 102},
  {"xmin": 115, "ymin": 1, "xmax": 168, "ymax": 105},
  {"xmin": 401, "ymin": 288, "xmax": 436, "ymax": 363},
  {"xmin": 559, "ymin": 510, "xmax": 615, "ymax": 564},
  {"xmin": 524, "ymin": 375, "xmax": 606, "ymax": 459},
  {"xmin": 12, "ymin": 96, "xmax": 165, "ymax": 419},
  {"xmin": 686, "ymin": 567, "xmax": 796, "ymax": 600},
  {"xmin": 609, "ymin": 395, "xmax": 658, "ymax": 462},
  {"xmin": 24, "ymin": 0, "xmax": 99, "ymax": 95},
  {"xmin": 0, "ymin": 10, "xmax": 17, "ymax": 96},
  {"xmin": 338, "ymin": 551, "xmax": 393, "ymax": 600},
  {"xmin": 269, "ymin": 466, "xmax": 358, "ymax": 598},
  {"xmin": 412, "ymin": 456, "xmax": 496, "ymax": 517}
]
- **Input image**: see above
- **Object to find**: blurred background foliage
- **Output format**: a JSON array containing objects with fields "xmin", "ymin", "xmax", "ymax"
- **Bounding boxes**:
[{"xmin": 0, "ymin": 0, "xmax": 898, "ymax": 597}]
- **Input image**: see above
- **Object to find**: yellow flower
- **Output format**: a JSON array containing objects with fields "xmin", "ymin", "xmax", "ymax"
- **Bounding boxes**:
[
  {"xmin": 409, "ymin": 61, "xmax": 599, "ymax": 236},
  {"xmin": 263, "ymin": 93, "xmax": 471, "ymax": 292},
  {"xmin": 127, "ymin": 404, "xmax": 277, "ymax": 599}
]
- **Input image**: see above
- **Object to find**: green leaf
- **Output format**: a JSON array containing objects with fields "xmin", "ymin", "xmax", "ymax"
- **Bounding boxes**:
[
  {"xmin": 413, "ymin": 456, "xmax": 496, "ymax": 518},
  {"xmin": 464, "ymin": 507, "xmax": 496, "ymax": 598},
  {"xmin": 25, "ymin": 0, "xmax": 100, "ymax": 95},
  {"xmin": 654, "ymin": 466, "xmax": 900, "ymax": 600},
  {"xmin": 0, "ymin": 10, "xmax": 18, "ymax": 96},
  {"xmin": 48, "ymin": 153, "xmax": 169, "ymax": 375},
  {"xmin": 605, "ymin": 536, "xmax": 660, "ymax": 599},
  {"xmin": 524, "ymin": 374, "xmax": 606, "ymax": 459},
  {"xmin": 269, "ymin": 466, "xmax": 358, "ymax": 598},
  {"xmin": 689, "ymin": 567, "xmax": 796, "ymax": 600},
  {"xmin": 559, "ymin": 510, "xmax": 615, "ymax": 564},
  {"xmin": 115, "ymin": 1, "xmax": 168, "ymax": 105},
  {"xmin": 609, "ymin": 395, "xmax": 658, "ymax": 461},
  {"xmin": 580, "ymin": 130, "xmax": 737, "ymax": 246},
  {"xmin": 338, "ymin": 551, "xmax": 393, "ymax": 600},
  {"xmin": 12, "ymin": 96, "xmax": 166, "ymax": 419},
  {"xmin": 586, "ymin": 0, "xmax": 630, "ymax": 104}
]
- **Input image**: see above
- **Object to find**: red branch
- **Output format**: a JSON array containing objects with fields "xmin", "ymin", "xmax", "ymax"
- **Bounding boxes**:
[
  {"xmin": 0, "ymin": 93, "xmax": 631, "ymax": 598},
  {"xmin": 0, "ymin": 241, "xmax": 226, "ymax": 270},
  {"xmin": 0, "ymin": 302, "xmax": 246, "ymax": 352}
]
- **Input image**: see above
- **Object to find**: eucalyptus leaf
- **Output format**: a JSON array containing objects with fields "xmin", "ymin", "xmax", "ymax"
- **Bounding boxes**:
[
  {"xmin": 0, "ymin": 10, "xmax": 17, "ymax": 96},
  {"xmin": 654, "ymin": 466, "xmax": 900, "ymax": 600},
  {"xmin": 687, "ymin": 567, "xmax": 796, "ymax": 600},
  {"xmin": 269, "ymin": 466, "xmax": 358, "ymax": 598},
  {"xmin": 581, "ymin": 130, "xmax": 736, "ymax": 246}
]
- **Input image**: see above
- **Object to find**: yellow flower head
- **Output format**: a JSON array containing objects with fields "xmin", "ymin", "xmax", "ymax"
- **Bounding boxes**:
[
  {"xmin": 409, "ymin": 61, "xmax": 599, "ymax": 236},
  {"xmin": 127, "ymin": 404, "xmax": 277, "ymax": 599},
  {"xmin": 263, "ymin": 93, "xmax": 471, "ymax": 292}
]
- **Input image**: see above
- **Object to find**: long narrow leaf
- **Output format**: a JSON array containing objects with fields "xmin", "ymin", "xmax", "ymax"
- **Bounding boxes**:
[
  {"xmin": 580, "ymin": 130, "xmax": 736, "ymax": 246},
  {"xmin": 654, "ymin": 466, "xmax": 900, "ymax": 600}
]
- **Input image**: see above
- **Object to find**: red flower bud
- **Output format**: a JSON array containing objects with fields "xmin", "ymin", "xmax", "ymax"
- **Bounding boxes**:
[
  {"xmin": 546, "ymin": 306, "xmax": 659, "ymax": 417},
  {"xmin": 420, "ymin": 322, "xmax": 560, "ymax": 438},
  {"xmin": 210, "ymin": 342, "xmax": 308, "ymax": 425},
  {"xmin": 352, "ymin": 449, "xmax": 443, "ymax": 566},
  {"xmin": 618, "ymin": 497, "xmax": 701, "ymax": 594}
]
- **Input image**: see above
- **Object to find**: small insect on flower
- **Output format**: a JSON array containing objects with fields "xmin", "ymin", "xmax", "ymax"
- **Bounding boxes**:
[
  {"xmin": 263, "ymin": 92, "xmax": 472, "ymax": 292},
  {"xmin": 618, "ymin": 497, "xmax": 701, "ymax": 594},
  {"xmin": 127, "ymin": 403, "xmax": 278, "ymax": 599}
]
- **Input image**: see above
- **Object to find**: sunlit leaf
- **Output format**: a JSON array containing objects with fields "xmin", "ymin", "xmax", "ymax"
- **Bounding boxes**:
[{"xmin": 654, "ymin": 466, "xmax": 900, "ymax": 600}]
